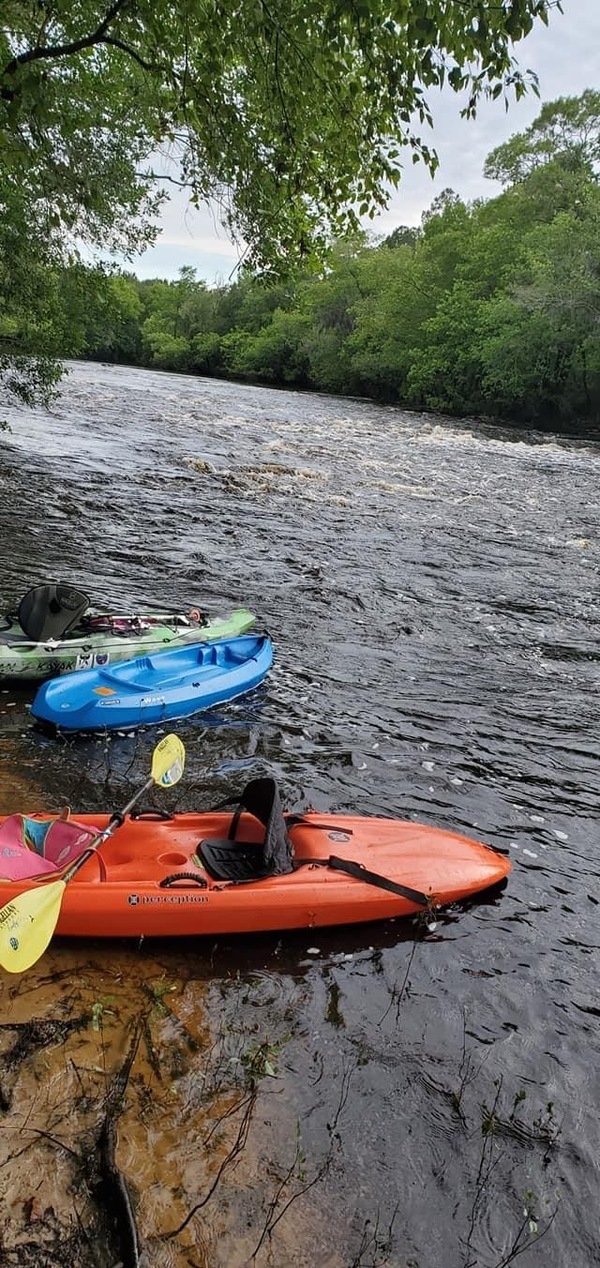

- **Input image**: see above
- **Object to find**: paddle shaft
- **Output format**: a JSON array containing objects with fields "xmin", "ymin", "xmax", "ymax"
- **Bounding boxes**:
[{"xmin": 61, "ymin": 774, "xmax": 155, "ymax": 884}]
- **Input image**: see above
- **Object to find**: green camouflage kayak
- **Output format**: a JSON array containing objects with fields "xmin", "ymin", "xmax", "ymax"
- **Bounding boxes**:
[{"xmin": 0, "ymin": 602, "xmax": 256, "ymax": 681}]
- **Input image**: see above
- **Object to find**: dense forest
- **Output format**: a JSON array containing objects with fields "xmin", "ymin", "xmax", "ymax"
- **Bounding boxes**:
[
  {"xmin": 47, "ymin": 93, "xmax": 600, "ymax": 432},
  {"xmin": 4, "ymin": 91, "xmax": 600, "ymax": 433}
]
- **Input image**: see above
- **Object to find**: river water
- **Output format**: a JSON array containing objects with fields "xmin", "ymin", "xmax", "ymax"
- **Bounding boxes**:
[{"xmin": 0, "ymin": 361, "xmax": 598, "ymax": 1267}]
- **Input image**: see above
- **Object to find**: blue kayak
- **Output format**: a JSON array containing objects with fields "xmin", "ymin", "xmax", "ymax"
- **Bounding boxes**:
[{"xmin": 31, "ymin": 634, "xmax": 273, "ymax": 732}]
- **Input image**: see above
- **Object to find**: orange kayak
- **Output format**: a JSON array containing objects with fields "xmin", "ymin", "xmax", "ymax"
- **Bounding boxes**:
[{"xmin": 0, "ymin": 783, "xmax": 510, "ymax": 938}]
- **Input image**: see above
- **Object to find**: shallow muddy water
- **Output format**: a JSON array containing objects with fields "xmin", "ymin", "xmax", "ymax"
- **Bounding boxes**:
[{"xmin": 0, "ymin": 362, "xmax": 598, "ymax": 1267}]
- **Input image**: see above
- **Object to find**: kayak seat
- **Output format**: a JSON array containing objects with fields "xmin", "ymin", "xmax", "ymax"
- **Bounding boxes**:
[
  {"xmin": 199, "ymin": 776, "xmax": 295, "ymax": 882},
  {"xmin": 198, "ymin": 838, "xmax": 272, "ymax": 882},
  {"xmin": 18, "ymin": 583, "xmax": 90, "ymax": 641}
]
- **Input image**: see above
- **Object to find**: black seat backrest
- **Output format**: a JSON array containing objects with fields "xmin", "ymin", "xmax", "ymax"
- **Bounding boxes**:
[
  {"xmin": 198, "ymin": 777, "xmax": 294, "ymax": 882},
  {"xmin": 234, "ymin": 777, "xmax": 293, "ymax": 874},
  {"xmin": 18, "ymin": 584, "xmax": 90, "ymax": 641}
]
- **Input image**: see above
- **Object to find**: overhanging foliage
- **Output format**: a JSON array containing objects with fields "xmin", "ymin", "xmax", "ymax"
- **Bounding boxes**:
[{"xmin": 0, "ymin": 0, "xmax": 561, "ymax": 401}]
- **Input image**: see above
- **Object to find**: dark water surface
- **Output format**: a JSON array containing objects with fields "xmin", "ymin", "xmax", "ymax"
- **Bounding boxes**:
[{"xmin": 0, "ymin": 362, "xmax": 599, "ymax": 1267}]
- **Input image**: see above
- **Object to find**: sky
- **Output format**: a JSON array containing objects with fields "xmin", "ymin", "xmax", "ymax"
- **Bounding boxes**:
[{"xmin": 131, "ymin": 0, "xmax": 600, "ymax": 284}]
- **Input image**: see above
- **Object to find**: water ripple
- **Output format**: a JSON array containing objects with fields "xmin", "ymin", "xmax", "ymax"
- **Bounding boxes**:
[{"xmin": 0, "ymin": 362, "xmax": 598, "ymax": 1266}]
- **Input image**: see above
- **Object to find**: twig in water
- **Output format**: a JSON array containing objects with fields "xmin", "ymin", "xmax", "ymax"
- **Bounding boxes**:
[
  {"xmin": 250, "ymin": 1136, "xmax": 332, "ymax": 1262},
  {"xmin": 250, "ymin": 1053, "xmax": 358, "ymax": 1260},
  {"xmin": 28, "ymin": 1127, "xmax": 81, "ymax": 1159},
  {"xmin": 349, "ymin": 1202, "xmax": 400, "ymax": 1268},
  {"xmin": 492, "ymin": 1200, "xmax": 559, "ymax": 1268},
  {"xmin": 162, "ymin": 1088, "xmax": 257, "ymax": 1239},
  {"xmin": 451, "ymin": 1007, "xmax": 492, "ymax": 1121},
  {"xmin": 378, "ymin": 941, "xmax": 417, "ymax": 1026}
]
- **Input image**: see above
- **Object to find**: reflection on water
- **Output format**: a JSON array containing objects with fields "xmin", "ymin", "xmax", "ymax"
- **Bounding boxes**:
[{"xmin": 0, "ymin": 363, "xmax": 599, "ymax": 1266}]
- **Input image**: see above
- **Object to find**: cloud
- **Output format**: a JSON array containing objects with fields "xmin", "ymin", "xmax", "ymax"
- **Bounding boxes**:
[{"xmin": 132, "ymin": 195, "xmax": 243, "ymax": 282}]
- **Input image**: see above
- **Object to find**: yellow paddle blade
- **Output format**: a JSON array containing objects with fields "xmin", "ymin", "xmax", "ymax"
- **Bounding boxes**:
[
  {"xmin": 151, "ymin": 734, "xmax": 185, "ymax": 788},
  {"xmin": 0, "ymin": 879, "xmax": 66, "ymax": 973}
]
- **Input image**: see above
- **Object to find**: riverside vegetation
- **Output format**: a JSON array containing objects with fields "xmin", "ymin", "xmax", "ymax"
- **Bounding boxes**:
[
  {"xmin": 4, "ymin": 92, "xmax": 600, "ymax": 436},
  {"xmin": 0, "ymin": 0, "xmax": 593, "ymax": 432}
]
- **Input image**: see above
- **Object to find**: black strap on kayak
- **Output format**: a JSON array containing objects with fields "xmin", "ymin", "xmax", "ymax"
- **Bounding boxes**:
[
  {"xmin": 286, "ymin": 815, "xmax": 355, "ymax": 836},
  {"xmin": 313, "ymin": 857, "xmax": 431, "ymax": 907}
]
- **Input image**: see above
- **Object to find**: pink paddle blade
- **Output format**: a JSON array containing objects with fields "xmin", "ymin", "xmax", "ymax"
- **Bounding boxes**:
[
  {"xmin": 0, "ymin": 817, "xmax": 58, "ymax": 879},
  {"xmin": 0, "ymin": 814, "xmax": 97, "ymax": 879},
  {"xmin": 42, "ymin": 819, "xmax": 97, "ymax": 867}
]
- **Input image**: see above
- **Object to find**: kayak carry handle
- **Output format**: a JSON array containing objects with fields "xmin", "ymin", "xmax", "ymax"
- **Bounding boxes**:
[
  {"xmin": 130, "ymin": 807, "xmax": 174, "ymax": 821},
  {"xmin": 159, "ymin": 872, "xmax": 208, "ymax": 888}
]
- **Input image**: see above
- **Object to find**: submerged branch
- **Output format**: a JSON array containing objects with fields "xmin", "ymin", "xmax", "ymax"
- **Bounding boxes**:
[
  {"xmin": 162, "ymin": 1088, "xmax": 257, "ymax": 1239},
  {"xmin": 96, "ymin": 1019, "xmax": 144, "ymax": 1268}
]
